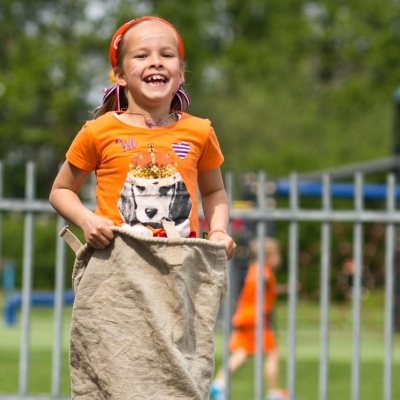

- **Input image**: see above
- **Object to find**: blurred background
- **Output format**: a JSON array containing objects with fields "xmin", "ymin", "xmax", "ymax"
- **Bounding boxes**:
[{"xmin": 2, "ymin": 0, "xmax": 400, "ymax": 184}]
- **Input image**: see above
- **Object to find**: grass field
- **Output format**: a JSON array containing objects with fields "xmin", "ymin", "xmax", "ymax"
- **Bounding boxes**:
[{"xmin": 1, "ymin": 291, "xmax": 399, "ymax": 399}]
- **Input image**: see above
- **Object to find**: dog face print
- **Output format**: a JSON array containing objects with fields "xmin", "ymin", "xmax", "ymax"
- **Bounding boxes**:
[
  {"xmin": 131, "ymin": 177, "xmax": 175, "ymax": 224},
  {"xmin": 118, "ymin": 172, "xmax": 192, "ymax": 237}
]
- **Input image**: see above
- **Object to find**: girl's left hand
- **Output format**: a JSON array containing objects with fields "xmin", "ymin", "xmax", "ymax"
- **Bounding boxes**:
[{"xmin": 208, "ymin": 232, "xmax": 236, "ymax": 260}]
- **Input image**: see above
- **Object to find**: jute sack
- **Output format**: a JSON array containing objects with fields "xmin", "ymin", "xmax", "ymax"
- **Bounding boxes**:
[{"xmin": 61, "ymin": 225, "xmax": 228, "ymax": 400}]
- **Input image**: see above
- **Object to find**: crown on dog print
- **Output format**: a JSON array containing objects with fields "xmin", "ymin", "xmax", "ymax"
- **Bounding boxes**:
[{"xmin": 129, "ymin": 143, "xmax": 178, "ymax": 179}]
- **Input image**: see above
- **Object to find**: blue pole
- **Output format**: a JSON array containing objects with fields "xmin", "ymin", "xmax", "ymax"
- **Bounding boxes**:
[{"xmin": 3, "ymin": 260, "xmax": 16, "ymax": 295}]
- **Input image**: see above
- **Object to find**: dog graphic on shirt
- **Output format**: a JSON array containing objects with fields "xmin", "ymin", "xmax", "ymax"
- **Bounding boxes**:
[{"xmin": 118, "ymin": 146, "xmax": 192, "ymax": 237}]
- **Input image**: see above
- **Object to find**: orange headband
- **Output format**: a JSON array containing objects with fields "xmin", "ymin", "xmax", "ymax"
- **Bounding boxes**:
[{"xmin": 109, "ymin": 16, "xmax": 185, "ymax": 68}]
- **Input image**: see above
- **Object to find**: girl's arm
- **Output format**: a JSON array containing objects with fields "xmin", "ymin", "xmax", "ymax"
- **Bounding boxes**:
[
  {"xmin": 198, "ymin": 167, "xmax": 236, "ymax": 259},
  {"xmin": 49, "ymin": 161, "xmax": 114, "ymax": 249}
]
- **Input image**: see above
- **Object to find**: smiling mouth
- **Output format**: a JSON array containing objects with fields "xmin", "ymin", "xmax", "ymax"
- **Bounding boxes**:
[{"xmin": 144, "ymin": 75, "xmax": 168, "ymax": 84}]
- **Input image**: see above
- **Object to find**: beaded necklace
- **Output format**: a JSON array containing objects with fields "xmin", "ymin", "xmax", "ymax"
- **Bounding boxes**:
[{"xmin": 122, "ymin": 111, "xmax": 180, "ymax": 128}]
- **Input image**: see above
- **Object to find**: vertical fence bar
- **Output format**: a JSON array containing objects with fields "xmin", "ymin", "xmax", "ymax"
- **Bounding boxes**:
[
  {"xmin": 255, "ymin": 171, "xmax": 267, "ymax": 400},
  {"xmin": 287, "ymin": 172, "xmax": 299, "ymax": 400},
  {"xmin": 383, "ymin": 174, "xmax": 395, "ymax": 400},
  {"xmin": 351, "ymin": 172, "xmax": 364, "ymax": 400},
  {"xmin": 19, "ymin": 161, "xmax": 36, "ymax": 395},
  {"xmin": 0, "ymin": 162, "xmax": 3, "ymax": 266},
  {"xmin": 319, "ymin": 174, "xmax": 331, "ymax": 400},
  {"xmin": 223, "ymin": 171, "xmax": 233, "ymax": 400},
  {"xmin": 51, "ymin": 216, "xmax": 67, "ymax": 396}
]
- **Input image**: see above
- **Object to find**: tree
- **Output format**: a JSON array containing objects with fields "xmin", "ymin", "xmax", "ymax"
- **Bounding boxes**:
[
  {"xmin": 187, "ymin": 0, "xmax": 400, "ymax": 174},
  {"xmin": 2, "ymin": 0, "xmax": 400, "ymax": 183}
]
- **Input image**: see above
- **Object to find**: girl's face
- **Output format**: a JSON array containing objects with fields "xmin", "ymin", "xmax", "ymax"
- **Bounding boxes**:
[{"xmin": 115, "ymin": 20, "xmax": 184, "ymax": 112}]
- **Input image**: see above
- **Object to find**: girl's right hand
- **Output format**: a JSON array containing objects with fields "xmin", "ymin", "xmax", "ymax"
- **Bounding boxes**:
[
  {"xmin": 208, "ymin": 231, "xmax": 237, "ymax": 260},
  {"xmin": 82, "ymin": 214, "xmax": 115, "ymax": 249}
]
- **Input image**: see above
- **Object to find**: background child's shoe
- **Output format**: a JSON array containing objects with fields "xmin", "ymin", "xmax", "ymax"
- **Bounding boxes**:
[
  {"xmin": 266, "ymin": 388, "xmax": 289, "ymax": 400},
  {"xmin": 210, "ymin": 382, "xmax": 226, "ymax": 400}
]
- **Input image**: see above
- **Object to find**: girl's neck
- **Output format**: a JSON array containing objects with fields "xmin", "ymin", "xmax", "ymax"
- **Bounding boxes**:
[{"xmin": 118, "ymin": 107, "xmax": 180, "ymax": 128}]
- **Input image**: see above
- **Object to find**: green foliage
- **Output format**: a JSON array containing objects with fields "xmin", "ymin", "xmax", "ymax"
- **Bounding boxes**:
[
  {"xmin": 1, "ymin": 1, "xmax": 92, "ymax": 164},
  {"xmin": 193, "ymin": 0, "xmax": 400, "ymax": 174},
  {"xmin": 1, "ymin": 213, "xmax": 75, "ymax": 290},
  {"xmin": 2, "ymin": 0, "xmax": 400, "ymax": 179}
]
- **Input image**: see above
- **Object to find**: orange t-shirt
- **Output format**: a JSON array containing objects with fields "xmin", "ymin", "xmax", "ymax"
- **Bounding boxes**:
[
  {"xmin": 66, "ymin": 112, "xmax": 224, "ymax": 237},
  {"xmin": 231, "ymin": 262, "xmax": 277, "ymax": 328}
]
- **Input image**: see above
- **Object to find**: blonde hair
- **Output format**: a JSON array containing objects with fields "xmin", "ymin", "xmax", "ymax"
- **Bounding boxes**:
[{"xmin": 249, "ymin": 237, "xmax": 280, "ymax": 261}]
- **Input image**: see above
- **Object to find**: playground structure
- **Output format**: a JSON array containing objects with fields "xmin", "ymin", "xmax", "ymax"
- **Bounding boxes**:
[
  {"xmin": 4, "ymin": 290, "xmax": 75, "ymax": 326},
  {"xmin": 1, "ymin": 257, "xmax": 74, "ymax": 327}
]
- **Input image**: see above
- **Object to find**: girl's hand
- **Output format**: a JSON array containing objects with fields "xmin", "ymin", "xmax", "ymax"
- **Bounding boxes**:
[
  {"xmin": 208, "ymin": 230, "xmax": 236, "ymax": 260},
  {"xmin": 82, "ymin": 214, "xmax": 115, "ymax": 249}
]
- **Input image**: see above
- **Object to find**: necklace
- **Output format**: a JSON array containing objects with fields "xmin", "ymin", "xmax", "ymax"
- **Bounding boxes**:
[{"xmin": 121, "ymin": 111, "xmax": 180, "ymax": 128}]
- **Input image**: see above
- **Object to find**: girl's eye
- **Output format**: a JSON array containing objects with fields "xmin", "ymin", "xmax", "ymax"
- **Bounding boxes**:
[
  {"xmin": 134, "ymin": 54, "xmax": 147, "ymax": 59},
  {"xmin": 162, "ymin": 53, "xmax": 175, "ymax": 58}
]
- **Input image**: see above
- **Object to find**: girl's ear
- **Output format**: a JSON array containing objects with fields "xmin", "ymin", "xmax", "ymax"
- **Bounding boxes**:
[
  {"xmin": 114, "ymin": 68, "xmax": 128, "ymax": 87},
  {"xmin": 179, "ymin": 64, "xmax": 185, "ymax": 86}
]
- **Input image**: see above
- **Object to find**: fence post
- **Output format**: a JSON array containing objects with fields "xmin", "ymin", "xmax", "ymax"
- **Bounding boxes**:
[
  {"xmin": 287, "ymin": 172, "xmax": 299, "ymax": 400},
  {"xmin": 0, "ymin": 162, "xmax": 3, "ymax": 285},
  {"xmin": 51, "ymin": 217, "xmax": 67, "ymax": 396},
  {"xmin": 393, "ymin": 86, "xmax": 400, "ymax": 332},
  {"xmin": 255, "ymin": 171, "xmax": 267, "ymax": 400},
  {"xmin": 319, "ymin": 174, "xmax": 332, "ymax": 400},
  {"xmin": 351, "ymin": 172, "xmax": 364, "ymax": 400},
  {"xmin": 19, "ymin": 161, "xmax": 36, "ymax": 395},
  {"xmin": 222, "ymin": 171, "xmax": 233, "ymax": 400},
  {"xmin": 384, "ymin": 174, "xmax": 395, "ymax": 400}
]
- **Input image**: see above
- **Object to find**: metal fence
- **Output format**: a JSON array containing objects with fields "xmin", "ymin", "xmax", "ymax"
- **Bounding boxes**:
[
  {"xmin": 0, "ymin": 162, "xmax": 399, "ymax": 400},
  {"xmin": 0, "ymin": 162, "xmax": 70, "ymax": 400},
  {"xmin": 225, "ymin": 171, "xmax": 399, "ymax": 400}
]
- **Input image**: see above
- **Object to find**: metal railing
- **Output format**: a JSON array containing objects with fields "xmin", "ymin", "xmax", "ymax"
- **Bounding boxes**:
[
  {"xmin": 0, "ymin": 162, "xmax": 399, "ymax": 400},
  {"xmin": 0, "ymin": 162, "xmax": 71, "ymax": 400},
  {"xmin": 223, "ymin": 171, "xmax": 398, "ymax": 400}
]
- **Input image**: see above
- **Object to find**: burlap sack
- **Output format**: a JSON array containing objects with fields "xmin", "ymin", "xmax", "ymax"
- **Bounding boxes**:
[{"xmin": 61, "ymin": 226, "xmax": 228, "ymax": 400}]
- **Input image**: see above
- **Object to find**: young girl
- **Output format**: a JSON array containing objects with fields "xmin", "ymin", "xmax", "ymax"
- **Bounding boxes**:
[
  {"xmin": 49, "ymin": 16, "xmax": 235, "ymax": 399},
  {"xmin": 211, "ymin": 238, "xmax": 288, "ymax": 400},
  {"xmin": 49, "ymin": 15, "xmax": 235, "ymax": 256}
]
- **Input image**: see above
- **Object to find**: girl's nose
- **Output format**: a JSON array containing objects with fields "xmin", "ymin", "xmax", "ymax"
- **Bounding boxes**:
[{"xmin": 149, "ymin": 54, "xmax": 163, "ymax": 67}]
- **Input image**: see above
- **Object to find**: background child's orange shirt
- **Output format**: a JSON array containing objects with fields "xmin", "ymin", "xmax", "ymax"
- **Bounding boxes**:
[
  {"xmin": 66, "ymin": 112, "xmax": 224, "ymax": 236},
  {"xmin": 232, "ymin": 262, "xmax": 277, "ymax": 328}
]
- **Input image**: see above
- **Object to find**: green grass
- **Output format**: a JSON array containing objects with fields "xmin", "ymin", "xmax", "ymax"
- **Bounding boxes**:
[
  {"xmin": 1, "ymin": 291, "xmax": 399, "ymax": 399},
  {"xmin": 0, "ymin": 295, "xmax": 71, "ymax": 395}
]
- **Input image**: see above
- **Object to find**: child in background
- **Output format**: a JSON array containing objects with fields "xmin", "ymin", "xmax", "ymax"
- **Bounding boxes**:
[{"xmin": 211, "ymin": 238, "xmax": 288, "ymax": 400}]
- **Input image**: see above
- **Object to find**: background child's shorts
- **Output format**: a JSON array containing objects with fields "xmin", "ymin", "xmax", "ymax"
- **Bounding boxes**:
[{"xmin": 229, "ymin": 326, "xmax": 277, "ymax": 354}]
